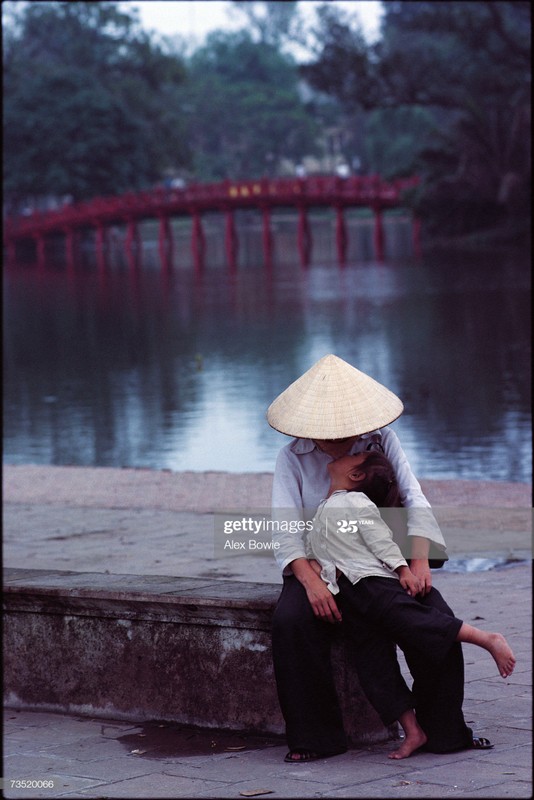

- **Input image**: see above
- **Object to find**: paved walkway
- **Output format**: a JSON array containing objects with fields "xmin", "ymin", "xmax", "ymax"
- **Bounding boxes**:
[
  {"xmin": 3, "ymin": 466, "xmax": 531, "ymax": 581},
  {"xmin": 2, "ymin": 466, "xmax": 532, "ymax": 798}
]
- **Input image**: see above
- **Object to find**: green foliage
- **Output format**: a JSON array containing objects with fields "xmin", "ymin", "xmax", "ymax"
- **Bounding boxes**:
[
  {"xmin": 229, "ymin": 1, "xmax": 302, "ymax": 48},
  {"xmin": 3, "ymin": 1, "xmax": 188, "ymax": 202},
  {"xmin": 179, "ymin": 30, "xmax": 319, "ymax": 180},
  {"xmin": 303, "ymin": 1, "xmax": 531, "ymax": 235},
  {"xmin": 303, "ymin": 4, "xmax": 379, "ymax": 111},
  {"xmin": 364, "ymin": 106, "xmax": 438, "ymax": 179}
]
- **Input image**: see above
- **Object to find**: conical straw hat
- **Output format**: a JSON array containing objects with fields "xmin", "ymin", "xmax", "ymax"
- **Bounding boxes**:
[{"xmin": 267, "ymin": 354, "xmax": 403, "ymax": 439}]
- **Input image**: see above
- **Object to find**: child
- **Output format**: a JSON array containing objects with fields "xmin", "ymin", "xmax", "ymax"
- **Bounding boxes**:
[{"xmin": 307, "ymin": 450, "xmax": 516, "ymax": 759}]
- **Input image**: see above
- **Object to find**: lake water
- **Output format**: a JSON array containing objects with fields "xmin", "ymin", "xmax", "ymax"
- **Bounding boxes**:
[{"xmin": 3, "ymin": 213, "xmax": 531, "ymax": 482}]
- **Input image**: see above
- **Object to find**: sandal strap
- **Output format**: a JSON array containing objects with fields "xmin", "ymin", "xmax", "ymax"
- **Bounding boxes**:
[
  {"xmin": 284, "ymin": 749, "xmax": 318, "ymax": 763},
  {"xmin": 472, "ymin": 736, "xmax": 494, "ymax": 749}
]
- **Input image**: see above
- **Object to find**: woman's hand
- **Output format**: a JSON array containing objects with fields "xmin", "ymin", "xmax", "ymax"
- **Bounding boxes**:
[
  {"xmin": 409, "ymin": 559, "xmax": 432, "ymax": 595},
  {"xmin": 397, "ymin": 565, "xmax": 422, "ymax": 597},
  {"xmin": 304, "ymin": 574, "xmax": 342, "ymax": 624},
  {"xmin": 290, "ymin": 558, "xmax": 342, "ymax": 624},
  {"xmin": 407, "ymin": 537, "xmax": 433, "ymax": 595}
]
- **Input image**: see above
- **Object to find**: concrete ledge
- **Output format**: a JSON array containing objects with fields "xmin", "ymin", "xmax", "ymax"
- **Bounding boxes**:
[{"xmin": 3, "ymin": 568, "xmax": 394, "ymax": 745}]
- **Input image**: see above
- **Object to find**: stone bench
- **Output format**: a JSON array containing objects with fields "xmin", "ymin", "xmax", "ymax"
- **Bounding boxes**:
[{"xmin": 3, "ymin": 568, "xmax": 394, "ymax": 745}]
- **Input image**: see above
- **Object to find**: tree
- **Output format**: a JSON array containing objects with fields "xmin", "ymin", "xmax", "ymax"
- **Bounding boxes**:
[
  {"xmin": 229, "ymin": 1, "xmax": 303, "ymax": 49},
  {"xmin": 3, "ymin": 2, "xmax": 189, "ymax": 204},
  {"xmin": 178, "ymin": 30, "xmax": 319, "ymax": 180},
  {"xmin": 364, "ymin": 106, "xmax": 437, "ymax": 179},
  {"xmin": 302, "ymin": 1, "xmax": 531, "ymax": 236}
]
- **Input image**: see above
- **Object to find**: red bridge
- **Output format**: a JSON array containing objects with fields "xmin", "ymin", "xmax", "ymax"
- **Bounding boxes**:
[{"xmin": 3, "ymin": 174, "xmax": 421, "ymax": 269}]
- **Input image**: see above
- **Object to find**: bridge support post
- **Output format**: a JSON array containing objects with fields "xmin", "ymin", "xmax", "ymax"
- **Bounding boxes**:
[
  {"xmin": 335, "ymin": 206, "xmax": 348, "ymax": 266},
  {"xmin": 35, "ymin": 235, "xmax": 46, "ymax": 269},
  {"xmin": 96, "ymin": 224, "xmax": 107, "ymax": 251},
  {"xmin": 125, "ymin": 220, "xmax": 141, "ymax": 270},
  {"xmin": 64, "ymin": 229, "xmax": 79, "ymax": 272},
  {"xmin": 224, "ymin": 211, "xmax": 238, "ymax": 270},
  {"xmin": 158, "ymin": 216, "xmax": 173, "ymax": 270},
  {"xmin": 191, "ymin": 212, "xmax": 205, "ymax": 272},
  {"xmin": 373, "ymin": 208, "xmax": 385, "ymax": 262},
  {"xmin": 412, "ymin": 216, "xmax": 422, "ymax": 260},
  {"xmin": 262, "ymin": 208, "xmax": 273, "ymax": 267},
  {"xmin": 6, "ymin": 241, "xmax": 17, "ymax": 265},
  {"xmin": 125, "ymin": 220, "xmax": 140, "ymax": 252},
  {"xmin": 95, "ymin": 225, "xmax": 108, "ymax": 272},
  {"xmin": 297, "ymin": 207, "xmax": 312, "ymax": 268}
]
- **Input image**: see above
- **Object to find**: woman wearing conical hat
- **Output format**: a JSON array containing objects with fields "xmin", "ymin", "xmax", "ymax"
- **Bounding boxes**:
[{"xmin": 267, "ymin": 354, "xmax": 492, "ymax": 762}]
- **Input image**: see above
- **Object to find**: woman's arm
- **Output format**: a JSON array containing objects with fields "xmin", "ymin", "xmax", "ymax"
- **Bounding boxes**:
[
  {"xmin": 381, "ymin": 427, "xmax": 447, "ymax": 593},
  {"xmin": 271, "ymin": 446, "xmax": 310, "ymax": 572},
  {"xmin": 272, "ymin": 447, "xmax": 342, "ymax": 622}
]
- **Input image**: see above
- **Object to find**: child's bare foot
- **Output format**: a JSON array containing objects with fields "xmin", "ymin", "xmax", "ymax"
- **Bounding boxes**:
[
  {"xmin": 388, "ymin": 728, "xmax": 427, "ymax": 760},
  {"xmin": 487, "ymin": 632, "xmax": 516, "ymax": 677}
]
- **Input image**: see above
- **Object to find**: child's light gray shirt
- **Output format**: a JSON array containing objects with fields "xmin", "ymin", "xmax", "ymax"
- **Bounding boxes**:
[{"xmin": 307, "ymin": 489, "xmax": 408, "ymax": 595}]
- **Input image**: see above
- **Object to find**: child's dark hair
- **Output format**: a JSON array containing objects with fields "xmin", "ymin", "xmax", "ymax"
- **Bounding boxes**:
[{"xmin": 354, "ymin": 451, "xmax": 401, "ymax": 508}]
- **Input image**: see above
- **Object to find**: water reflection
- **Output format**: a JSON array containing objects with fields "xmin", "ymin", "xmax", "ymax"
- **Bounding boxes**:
[{"xmin": 3, "ymin": 224, "xmax": 531, "ymax": 481}]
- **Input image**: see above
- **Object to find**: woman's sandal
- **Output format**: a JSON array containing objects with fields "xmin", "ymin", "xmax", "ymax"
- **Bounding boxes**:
[
  {"xmin": 471, "ymin": 736, "xmax": 494, "ymax": 749},
  {"xmin": 284, "ymin": 748, "xmax": 346, "ymax": 763},
  {"xmin": 284, "ymin": 750, "xmax": 320, "ymax": 763}
]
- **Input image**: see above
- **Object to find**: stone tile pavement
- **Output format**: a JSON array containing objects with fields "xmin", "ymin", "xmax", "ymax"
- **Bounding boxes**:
[
  {"xmin": 3, "ymin": 562, "xmax": 532, "ymax": 800},
  {"xmin": 2, "ymin": 466, "xmax": 532, "ymax": 798}
]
